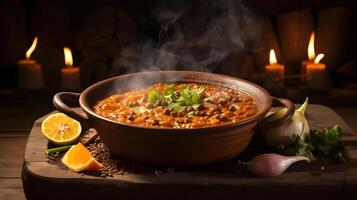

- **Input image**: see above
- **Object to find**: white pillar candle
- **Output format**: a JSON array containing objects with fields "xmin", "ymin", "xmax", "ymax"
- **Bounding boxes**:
[
  {"xmin": 17, "ymin": 59, "xmax": 44, "ymax": 90},
  {"xmin": 265, "ymin": 49, "xmax": 284, "ymax": 89},
  {"xmin": 306, "ymin": 61, "xmax": 327, "ymax": 88},
  {"xmin": 61, "ymin": 47, "xmax": 81, "ymax": 91},
  {"xmin": 302, "ymin": 31, "xmax": 327, "ymax": 87},
  {"xmin": 265, "ymin": 64, "xmax": 284, "ymax": 81},
  {"xmin": 61, "ymin": 67, "xmax": 80, "ymax": 91},
  {"xmin": 17, "ymin": 36, "xmax": 44, "ymax": 90}
]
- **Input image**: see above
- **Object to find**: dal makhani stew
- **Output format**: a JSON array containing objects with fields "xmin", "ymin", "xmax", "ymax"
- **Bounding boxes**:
[{"xmin": 94, "ymin": 83, "xmax": 258, "ymax": 128}]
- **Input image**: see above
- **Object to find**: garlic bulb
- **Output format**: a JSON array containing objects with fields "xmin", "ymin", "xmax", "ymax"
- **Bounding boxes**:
[
  {"xmin": 262, "ymin": 98, "xmax": 309, "ymax": 147},
  {"xmin": 246, "ymin": 153, "xmax": 309, "ymax": 177}
]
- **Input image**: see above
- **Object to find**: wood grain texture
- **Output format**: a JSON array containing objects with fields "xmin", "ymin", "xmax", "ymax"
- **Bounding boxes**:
[
  {"xmin": 0, "ymin": 137, "xmax": 27, "ymax": 178},
  {"xmin": 0, "ymin": 179, "xmax": 23, "ymax": 188},
  {"xmin": 334, "ymin": 108, "xmax": 357, "ymax": 132},
  {"xmin": 0, "ymin": 135, "xmax": 27, "ymax": 199},
  {"xmin": 0, "ymin": 188, "xmax": 26, "ymax": 200}
]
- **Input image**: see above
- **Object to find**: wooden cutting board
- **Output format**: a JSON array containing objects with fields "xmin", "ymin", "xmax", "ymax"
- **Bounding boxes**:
[{"xmin": 22, "ymin": 105, "xmax": 357, "ymax": 200}]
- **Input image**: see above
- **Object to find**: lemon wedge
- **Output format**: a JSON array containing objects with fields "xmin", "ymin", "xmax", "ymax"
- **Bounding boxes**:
[{"xmin": 41, "ymin": 113, "xmax": 81, "ymax": 145}]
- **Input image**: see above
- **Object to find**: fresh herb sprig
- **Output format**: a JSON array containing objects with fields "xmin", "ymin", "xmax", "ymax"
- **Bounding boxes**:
[
  {"xmin": 283, "ymin": 125, "xmax": 347, "ymax": 163},
  {"xmin": 147, "ymin": 84, "xmax": 205, "ymax": 112},
  {"xmin": 45, "ymin": 145, "xmax": 72, "ymax": 155}
]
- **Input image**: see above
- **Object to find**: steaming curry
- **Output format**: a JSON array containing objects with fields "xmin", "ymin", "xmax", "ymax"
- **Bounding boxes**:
[{"xmin": 94, "ymin": 83, "xmax": 258, "ymax": 128}]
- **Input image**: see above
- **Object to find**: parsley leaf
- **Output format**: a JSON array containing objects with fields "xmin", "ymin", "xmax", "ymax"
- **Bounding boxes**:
[
  {"xmin": 147, "ymin": 84, "xmax": 205, "ymax": 112},
  {"xmin": 148, "ymin": 89, "xmax": 162, "ymax": 102},
  {"xmin": 283, "ymin": 125, "xmax": 346, "ymax": 163},
  {"xmin": 176, "ymin": 85, "xmax": 204, "ymax": 107},
  {"xmin": 310, "ymin": 125, "xmax": 342, "ymax": 155},
  {"xmin": 167, "ymin": 102, "xmax": 186, "ymax": 112},
  {"xmin": 284, "ymin": 135, "xmax": 315, "ymax": 161}
]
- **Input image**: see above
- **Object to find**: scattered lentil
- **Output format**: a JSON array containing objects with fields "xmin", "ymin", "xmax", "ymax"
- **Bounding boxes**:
[{"xmin": 46, "ymin": 151, "xmax": 60, "ymax": 162}]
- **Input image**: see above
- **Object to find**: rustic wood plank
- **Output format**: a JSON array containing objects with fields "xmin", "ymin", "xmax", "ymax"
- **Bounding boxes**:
[
  {"xmin": 0, "ymin": 179, "xmax": 23, "ymax": 188},
  {"xmin": 24, "ymin": 105, "xmax": 355, "ymax": 180},
  {"xmin": 0, "ymin": 166, "xmax": 23, "ymax": 179},
  {"xmin": 334, "ymin": 108, "xmax": 357, "ymax": 133},
  {"xmin": 24, "ymin": 119, "xmax": 48, "ymax": 162},
  {"xmin": 0, "ymin": 188, "xmax": 26, "ymax": 200},
  {"xmin": 0, "ymin": 137, "xmax": 27, "ymax": 149},
  {"xmin": 21, "ymin": 105, "xmax": 357, "ymax": 199},
  {"xmin": 0, "ymin": 136, "xmax": 27, "ymax": 178}
]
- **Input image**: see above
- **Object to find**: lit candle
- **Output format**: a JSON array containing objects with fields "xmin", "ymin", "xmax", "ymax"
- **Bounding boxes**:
[
  {"xmin": 265, "ymin": 49, "xmax": 285, "ymax": 89},
  {"xmin": 17, "ymin": 36, "xmax": 44, "ymax": 90},
  {"xmin": 306, "ymin": 54, "xmax": 327, "ymax": 88},
  {"xmin": 301, "ymin": 32, "xmax": 323, "ymax": 82},
  {"xmin": 61, "ymin": 47, "xmax": 81, "ymax": 91}
]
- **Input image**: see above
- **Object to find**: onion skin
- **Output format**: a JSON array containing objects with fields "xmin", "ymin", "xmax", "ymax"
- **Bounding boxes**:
[{"xmin": 246, "ymin": 153, "xmax": 309, "ymax": 177}]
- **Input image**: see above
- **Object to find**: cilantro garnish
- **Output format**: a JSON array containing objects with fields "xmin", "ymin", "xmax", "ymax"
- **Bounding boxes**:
[
  {"xmin": 163, "ymin": 84, "xmax": 176, "ymax": 99},
  {"xmin": 176, "ymin": 85, "xmax": 204, "ymax": 107},
  {"xmin": 147, "ymin": 84, "xmax": 205, "ymax": 113},
  {"xmin": 148, "ymin": 90, "xmax": 162, "ymax": 102},
  {"xmin": 283, "ymin": 125, "xmax": 347, "ymax": 163}
]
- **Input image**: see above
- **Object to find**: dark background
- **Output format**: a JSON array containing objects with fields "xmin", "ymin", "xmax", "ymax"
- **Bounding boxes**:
[{"xmin": 0, "ymin": 0, "xmax": 356, "ymax": 91}]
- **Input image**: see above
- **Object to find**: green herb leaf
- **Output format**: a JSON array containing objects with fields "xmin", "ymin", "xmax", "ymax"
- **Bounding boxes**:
[
  {"xmin": 187, "ymin": 111, "xmax": 195, "ymax": 118},
  {"xmin": 311, "ymin": 125, "xmax": 342, "ymax": 155},
  {"xmin": 176, "ymin": 85, "xmax": 204, "ymax": 107},
  {"xmin": 146, "ymin": 84, "xmax": 205, "ymax": 111},
  {"xmin": 191, "ymin": 94, "xmax": 201, "ymax": 105},
  {"xmin": 164, "ymin": 84, "xmax": 175, "ymax": 96},
  {"xmin": 167, "ymin": 102, "xmax": 186, "ymax": 112},
  {"xmin": 163, "ymin": 84, "xmax": 176, "ymax": 103},
  {"xmin": 148, "ymin": 89, "xmax": 162, "ymax": 102},
  {"xmin": 45, "ymin": 145, "xmax": 72, "ymax": 155},
  {"xmin": 283, "ymin": 124, "xmax": 346, "ymax": 163},
  {"xmin": 284, "ymin": 135, "xmax": 315, "ymax": 161}
]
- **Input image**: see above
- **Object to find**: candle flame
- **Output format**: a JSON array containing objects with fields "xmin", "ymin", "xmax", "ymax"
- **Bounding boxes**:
[
  {"xmin": 308, "ymin": 32, "xmax": 315, "ymax": 61},
  {"xmin": 269, "ymin": 49, "xmax": 277, "ymax": 65},
  {"xmin": 314, "ymin": 53, "xmax": 324, "ymax": 64},
  {"xmin": 26, "ymin": 37, "xmax": 38, "ymax": 59},
  {"xmin": 63, "ymin": 47, "xmax": 73, "ymax": 67}
]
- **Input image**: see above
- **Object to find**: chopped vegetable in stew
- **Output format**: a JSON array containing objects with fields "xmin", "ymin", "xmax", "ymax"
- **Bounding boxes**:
[{"xmin": 94, "ymin": 83, "xmax": 258, "ymax": 128}]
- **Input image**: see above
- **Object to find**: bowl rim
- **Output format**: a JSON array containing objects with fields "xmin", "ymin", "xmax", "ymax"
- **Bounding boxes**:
[{"xmin": 79, "ymin": 71, "xmax": 272, "ymax": 131}]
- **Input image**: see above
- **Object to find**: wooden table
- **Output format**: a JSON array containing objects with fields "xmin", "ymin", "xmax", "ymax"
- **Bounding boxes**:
[
  {"xmin": 21, "ymin": 105, "xmax": 357, "ymax": 200},
  {"xmin": 0, "ymin": 87, "xmax": 356, "ymax": 200}
]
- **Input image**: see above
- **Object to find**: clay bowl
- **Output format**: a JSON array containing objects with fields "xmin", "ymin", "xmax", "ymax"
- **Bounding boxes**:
[{"xmin": 53, "ymin": 71, "xmax": 294, "ymax": 166}]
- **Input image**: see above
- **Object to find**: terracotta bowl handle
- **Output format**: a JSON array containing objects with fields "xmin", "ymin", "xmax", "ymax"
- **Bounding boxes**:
[
  {"xmin": 53, "ymin": 92, "xmax": 90, "ymax": 125},
  {"xmin": 257, "ymin": 97, "xmax": 295, "ymax": 130}
]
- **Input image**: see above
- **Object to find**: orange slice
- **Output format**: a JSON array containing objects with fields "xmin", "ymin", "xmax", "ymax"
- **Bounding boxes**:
[
  {"xmin": 61, "ymin": 143, "xmax": 103, "ymax": 172},
  {"xmin": 41, "ymin": 113, "xmax": 81, "ymax": 145}
]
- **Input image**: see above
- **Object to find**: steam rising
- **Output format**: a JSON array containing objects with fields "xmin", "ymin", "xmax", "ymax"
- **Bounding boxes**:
[{"xmin": 113, "ymin": 0, "xmax": 260, "ymax": 73}]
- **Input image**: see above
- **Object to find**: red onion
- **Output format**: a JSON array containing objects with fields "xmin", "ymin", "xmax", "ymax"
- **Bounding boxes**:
[{"xmin": 246, "ymin": 153, "xmax": 309, "ymax": 177}]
